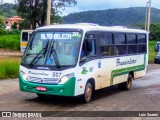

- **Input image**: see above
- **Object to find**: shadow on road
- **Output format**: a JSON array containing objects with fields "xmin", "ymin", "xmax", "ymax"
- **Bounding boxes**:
[{"xmin": 24, "ymin": 85, "xmax": 123, "ymax": 106}]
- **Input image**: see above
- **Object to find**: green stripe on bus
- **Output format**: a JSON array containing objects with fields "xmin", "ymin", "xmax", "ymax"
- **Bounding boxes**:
[{"xmin": 110, "ymin": 55, "xmax": 146, "ymax": 85}]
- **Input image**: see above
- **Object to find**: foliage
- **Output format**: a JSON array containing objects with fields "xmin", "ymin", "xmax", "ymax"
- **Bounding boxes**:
[
  {"xmin": 0, "ymin": 58, "xmax": 20, "ymax": 79},
  {"xmin": 0, "ymin": 3, "xmax": 17, "ymax": 17},
  {"xmin": 7, "ymin": 29, "xmax": 20, "ymax": 35},
  {"xmin": 0, "ymin": 34, "xmax": 20, "ymax": 50},
  {"xmin": 63, "ymin": 7, "xmax": 160, "ymax": 26},
  {"xmin": 0, "ymin": 18, "xmax": 6, "ymax": 34},
  {"xmin": 19, "ymin": 20, "xmax": 31, "ymax": 30},
  {"xmin": 0, "ymin": 27, "xmax": 6, "ymax": 34},
  {"xmin": 0, "ymin": 28, "xmax": 20, "ymax": 35},
  {"xmin": 16, "ymin": 0, "xmax": 77, "ymax": 29},
  {"xmin": 0, "ymin": 17, "xmax": 6, "ymax": 34},
  {"xmin": 149, "ymin": 40, "xmax": 157, "ymax": 63},
  {"xmin": 149, "ymin": 24, "xmax": 160, "ymax": 40},
  {"xmin": 11, "ymin": 22, "xmax": 18, "ymax": 29},
  {"xmin": 139, "ymin": 23, "xmax": 160, "ymax": 41},
  {"xmin": 0, "ymin": 17, "xmax": 4, "ymax": 27}
]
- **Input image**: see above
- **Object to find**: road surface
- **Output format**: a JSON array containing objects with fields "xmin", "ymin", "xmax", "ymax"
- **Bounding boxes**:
[{"xmin": 0, "ymin": 64, "xmax": 160, "ymax": 119}]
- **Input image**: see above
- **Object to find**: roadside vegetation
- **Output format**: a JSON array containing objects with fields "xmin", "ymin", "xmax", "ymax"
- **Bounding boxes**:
[
  {"xmin": 0, "ymin": 17, "xmax": 21, "ymax": 79},
  {"xmin": 0, "ymin": 34, "xmax": 20, "ymax": 50},
  {"xmin": 149, "ymin": 40, "xmax": 156, "ymax": 63},
  {"xmin": 0, "ymin": 18, "xmax": 20, "ymax": 50},
  {"xmin": 0, "ymin": 57, "xmax": 21, "ymax": 79}
]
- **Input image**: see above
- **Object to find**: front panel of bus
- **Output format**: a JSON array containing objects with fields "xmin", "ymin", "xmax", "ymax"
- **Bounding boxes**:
[{"xmin": 19, "ymin": 29, "xmax": 83, "ymax": 96}]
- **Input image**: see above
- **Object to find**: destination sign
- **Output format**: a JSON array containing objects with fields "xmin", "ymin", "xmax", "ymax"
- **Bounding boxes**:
[{"xmin": 40, "ymin": 32, "xmax": 81, "ymax": 40}]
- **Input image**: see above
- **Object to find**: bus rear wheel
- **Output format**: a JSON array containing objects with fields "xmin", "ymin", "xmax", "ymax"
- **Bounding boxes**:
[
  {"xmin": 126, "ymin": 74, "xmax": 133, "ymax": 90},
  {"xmin": 118, "ymin": 74, "xmax": 133, "ymax": 90}
]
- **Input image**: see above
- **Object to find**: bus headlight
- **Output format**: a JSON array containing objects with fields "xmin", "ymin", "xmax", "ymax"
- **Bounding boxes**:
[
  {"xmin": 20, "ymin": 70, "xmax": 28, "ymax": 81},
  {"xmin": 58, "ymin": 73, "xmax": 74, "ymax": 84},
  {"xmin": 58, "ymin": 76, "xmax": 69, "ymax": 84}
]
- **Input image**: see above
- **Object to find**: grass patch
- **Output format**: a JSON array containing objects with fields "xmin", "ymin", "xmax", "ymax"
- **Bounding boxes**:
[
  {"xmin": 0, "ymin": 34, "xmax": 20, "ymax": 50},
  {"xmin": 149, "ymin": 40, "xmax": 157, "ymax": 63},
  {"xmin": 0, "ymin": 57, "xmax": 21, "ymax": 79}
]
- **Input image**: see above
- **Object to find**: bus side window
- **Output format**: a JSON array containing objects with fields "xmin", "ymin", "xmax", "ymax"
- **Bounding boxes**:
[
  {"xmin": 80, "ymin": 34, "xmax": 96, "ymax": 63},
  {"xmin": 89, "ymin": 39, "xmax": 96, "ymax": 56},
  {"xmin": 22, "ymin": 32, "xmax": 28, "ymax": 41}
]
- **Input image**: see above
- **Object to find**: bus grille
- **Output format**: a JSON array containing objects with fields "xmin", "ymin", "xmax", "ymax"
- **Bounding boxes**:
[{"xmin": 28, "ymin": 76, "xmax": 59, "ymax": 84}]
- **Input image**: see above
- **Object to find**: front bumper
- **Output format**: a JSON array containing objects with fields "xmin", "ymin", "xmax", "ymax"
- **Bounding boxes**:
[{"xmin": 19, "ymin": 74, "xmax": 76, "ymax": 96}]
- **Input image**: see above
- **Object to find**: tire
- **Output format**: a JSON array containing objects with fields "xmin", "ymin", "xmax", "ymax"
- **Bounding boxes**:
[
  {"xmin": 81, "ymin": 82, "xmax": 93, "ymax": 103},
  {"xmin": 125, "ymin": 74, "xmax": 133, "ymax": 90},
  {"xmin": 118, "ymin": 74, "xmax": 133, "ymax": 90}
]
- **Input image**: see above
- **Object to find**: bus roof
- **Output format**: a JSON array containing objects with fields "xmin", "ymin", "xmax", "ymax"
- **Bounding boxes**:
[{"xmin": 36, "ymin": 23, "xmax": 147, "ymax": 34}]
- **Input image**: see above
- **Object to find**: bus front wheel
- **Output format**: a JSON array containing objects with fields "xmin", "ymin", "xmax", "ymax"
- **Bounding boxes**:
[{"xmin": 81, "ymin": 82, "xmax": 93, "ymax": 103}]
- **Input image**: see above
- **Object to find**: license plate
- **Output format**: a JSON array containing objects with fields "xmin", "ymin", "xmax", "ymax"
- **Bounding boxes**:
[{"xmin": 36, "ymin": 86, "xmax": 46, "ymax": 92}]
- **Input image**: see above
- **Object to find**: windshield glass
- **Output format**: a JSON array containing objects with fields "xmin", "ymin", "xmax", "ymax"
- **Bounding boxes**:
[{"xmin": 22, "ymin": 31, "xmax": 82, "ymax": 66}]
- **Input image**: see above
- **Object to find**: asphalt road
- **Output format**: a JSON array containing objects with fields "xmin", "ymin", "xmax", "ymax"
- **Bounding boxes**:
[{"xmin": 0, "ymin": 64, "xmax": 160, "ymax": 119}]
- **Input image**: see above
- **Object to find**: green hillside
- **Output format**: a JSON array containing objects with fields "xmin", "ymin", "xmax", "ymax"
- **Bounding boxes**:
[
  {"xmin": 62, "ymin": 7, "xmax": 160, "ymax": 27},
  {"xmin": 0, "ymin": 3, "xmax": 17, "ymax": 18}
]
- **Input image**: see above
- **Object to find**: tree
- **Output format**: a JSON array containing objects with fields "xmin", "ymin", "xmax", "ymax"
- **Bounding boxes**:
[
  {"xmin": 140, "ymin": 23, "xmax": 160, "ymax": 41},
  {"xmin": 0, "ymin": 0, "xmax": 3, "ymax": 15},
  {"xmin": 11, "ymin": 22, "xmax": 18, "ymax": 29},
  {"xmin": 149, "ymin": 23, "xmax": 160, "ymax": 40},
  {"xmin": 16, "ymin": 0, "xmax": 77, "ymax": 29},
  {"xmin": 19, "ymin": 20, "xmax": 31, "ymax": 30},
  {"xmin": 0, "ymin": 17, "xmax": 7, "ymax": 35},
  {"xmin": 0, "ymin": 17, "xmax": 4, "ymax": 28}
]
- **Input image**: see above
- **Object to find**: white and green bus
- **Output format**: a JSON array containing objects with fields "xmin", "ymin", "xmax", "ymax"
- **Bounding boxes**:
[{"xmin": 19, "ymin": 23, "xmax": 148, "ymax": 103}]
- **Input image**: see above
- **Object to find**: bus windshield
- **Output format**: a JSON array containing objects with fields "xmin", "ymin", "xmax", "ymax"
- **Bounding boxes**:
[{"xmin": 22, "ymin": 31, "xmax": 82, "ymax": 67}]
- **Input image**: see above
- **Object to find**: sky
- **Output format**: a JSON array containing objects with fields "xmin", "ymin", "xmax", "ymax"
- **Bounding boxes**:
[{"xmin": 3, "ymin": 0, "xmax": 160, "ymax": 15}]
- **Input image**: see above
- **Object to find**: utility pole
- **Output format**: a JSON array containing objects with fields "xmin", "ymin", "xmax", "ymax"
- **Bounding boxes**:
[
  {"xmin": 47, "ymin": 0, "xmax": 51, "ymax": 26},
  {"xmin": 145, "ymin": 0, "xmax": 151, "ymax": 32},
  {"xmin": 145, "ymin": 2, "xmax": 148, "ymax": 31}
]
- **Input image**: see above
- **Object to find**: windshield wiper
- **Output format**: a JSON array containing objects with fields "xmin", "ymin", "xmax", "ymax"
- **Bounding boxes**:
[
  {"xmin": 29, "ymin": 41, "xmax": 49, "ymax": 66},
  {"xmin": 50, "ymin": 40, "xmax": 60, "ymax": 68}
]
